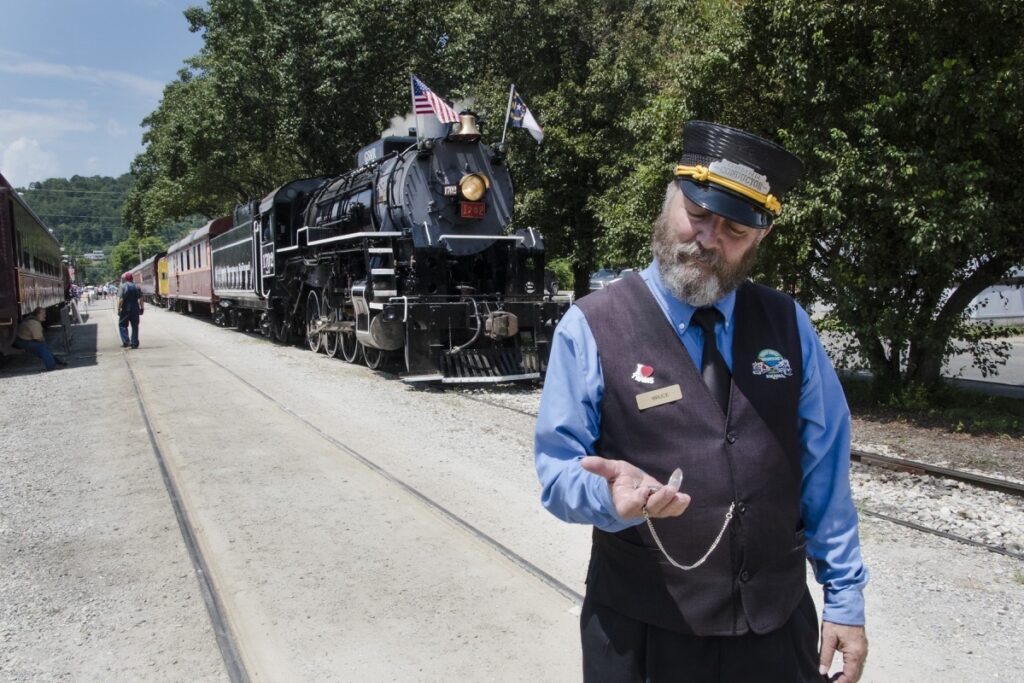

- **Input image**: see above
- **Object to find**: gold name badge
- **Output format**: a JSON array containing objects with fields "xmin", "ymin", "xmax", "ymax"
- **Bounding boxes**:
[{"xmin": 635, "ymin": 384, "xmax": 683, "ymax": 411}]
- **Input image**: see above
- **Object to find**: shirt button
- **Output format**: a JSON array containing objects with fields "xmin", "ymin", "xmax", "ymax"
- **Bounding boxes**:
[
  {"xmin": 739, "ymin": 570, "xmax": 751, "ymax": 583},
  {"xmin": 725, "ymin": 432, "xmax": 737, "ymax": 444},
  {"xmin": 736, "ymin": 502, "xmax": 748, "ymax": 515}
]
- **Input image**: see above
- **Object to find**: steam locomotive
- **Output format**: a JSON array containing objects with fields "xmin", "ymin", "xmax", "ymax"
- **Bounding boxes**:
[{"xmin": 210, "ymin": 111, "xmax": 564, "ymax": 383}]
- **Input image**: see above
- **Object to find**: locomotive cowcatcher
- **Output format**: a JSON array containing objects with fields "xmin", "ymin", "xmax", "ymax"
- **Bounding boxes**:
[{"xmin": 212, "ymin": 112, "xmax": 565, "ymax": 382}]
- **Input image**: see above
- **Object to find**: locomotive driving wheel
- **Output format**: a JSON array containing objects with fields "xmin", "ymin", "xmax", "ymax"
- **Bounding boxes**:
[
  {"xmin": 362, "ymin": 343, "xmax": 384, "ymax": 370},
  {"xmin": 340, "ymin": 332, "xmax": 361, "ymax": 363},
  {"xmin": 323, "ymin": 307, "xmax": 340, "ymax": 357},
  {"xmin": 336, "ymin": 307, "xmax": 361, "ymax": 363},
  {"xmin": 305, "ymin": 289, "xmax": 323, "ymax": 353}
]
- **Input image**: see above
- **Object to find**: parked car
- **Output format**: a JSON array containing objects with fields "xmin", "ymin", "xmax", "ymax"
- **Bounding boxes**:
[
  {"xmin": 589, "ymin": 267, "xmax": 640, "ymax": 291},
  {"xmin": 611, "ymin": 268, "xmax": 636, "ymax": 283},
  {"xmin": 588, "ymin": 268, "xmax": 621, "ymax": 291}
]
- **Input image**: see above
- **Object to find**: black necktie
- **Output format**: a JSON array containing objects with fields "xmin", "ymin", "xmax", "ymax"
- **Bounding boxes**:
[{"xmin": 691, "ymin": 307, "xmax": 731, "ymax": 413}]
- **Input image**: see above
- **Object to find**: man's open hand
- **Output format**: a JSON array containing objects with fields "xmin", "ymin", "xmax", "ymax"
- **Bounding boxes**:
[{"xmin": 581, "ymin": 455, "xmax": 690, "ymax": 520}]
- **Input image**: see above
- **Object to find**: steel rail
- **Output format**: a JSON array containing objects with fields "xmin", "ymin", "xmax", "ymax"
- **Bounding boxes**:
[
  {"xmin": 123, "ymin": 351, "xmax": 251, "ymax": 683},
  {"xmin": 860, "ymin": 509, "xmax": 1024, "ymax": 561},
  {"xmin": 178, "ymin": 342, "xmax": 585, "ymax": 609},
  {"xmin": 453, "ymin": 391, "xmax": 1024, "ymax": 499},
  {"xmin": 451, "ymin": 390, "xmax": 1024, "ymax": 559},
  {"xmin": 850, "ymin": 449, "xmax": 1024, "ymax": 498}
]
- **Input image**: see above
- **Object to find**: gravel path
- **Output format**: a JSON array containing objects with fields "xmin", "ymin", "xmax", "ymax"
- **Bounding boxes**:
[
  {"xmin": 2, "ymin": 303, "xmax": 1022, "ymax": 681},
  {"xmin": 456, "ymin": 387, "xmax": 1024, "ymax": 558},
  {"xmin": 0, "ymin": 305, "xmax": 226, "ymax": 682}
]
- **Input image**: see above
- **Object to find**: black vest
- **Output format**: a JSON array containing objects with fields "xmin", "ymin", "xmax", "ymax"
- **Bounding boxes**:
[{"xmin": 576, "ymin": 274, "xmax": 806, "ymax": 636}]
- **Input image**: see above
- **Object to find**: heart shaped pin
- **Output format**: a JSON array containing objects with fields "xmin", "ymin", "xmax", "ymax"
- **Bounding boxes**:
[{"xmin": 640, "ymin": 365, "xmax": 654, "ymax": 377}]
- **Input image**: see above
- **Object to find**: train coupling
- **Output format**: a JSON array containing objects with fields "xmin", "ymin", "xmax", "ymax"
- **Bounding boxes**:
[{"xmin": 484, "ymin": 311, "xmax": 518, "ymax": 340}]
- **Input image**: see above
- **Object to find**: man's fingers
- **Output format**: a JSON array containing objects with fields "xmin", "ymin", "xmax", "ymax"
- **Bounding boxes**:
[
  {"xmin": 837, "ymin": 633, "xmax": 867, "ymax": 683},
  {"xmin": 643, "ymin": 488, "xmax": 690, "ymax": 518},
  {"xmin": 580, "ymin": 455, "xmax": 620, "ymax": 482},
  {"xmin": 820, "ymin": 623, "xmax": 867, "ymax": 683},
  {"xmin": 818, "ymin": 629, "xmax": 837, "ymax": 679}
]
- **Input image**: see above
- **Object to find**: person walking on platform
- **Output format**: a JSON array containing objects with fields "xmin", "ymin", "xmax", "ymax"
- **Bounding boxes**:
[
  {"xmin": 535, "ymin": 121, "xmax": 868, "ymax": 682},
  {"xmin": 14, "ymin": 307, "xmax": 66, "ymax": 371},
  {"xmin": 117, "ymin": 272, "xmax": 144, "ymax": 349}
]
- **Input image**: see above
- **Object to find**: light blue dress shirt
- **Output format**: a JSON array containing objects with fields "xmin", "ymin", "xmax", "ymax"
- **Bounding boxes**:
[{"xmin": 535, "ymin": 263, "xmax": 868, "ymax": 625}]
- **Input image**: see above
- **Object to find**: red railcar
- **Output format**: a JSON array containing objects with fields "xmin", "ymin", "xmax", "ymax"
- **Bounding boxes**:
[
  {"xmin": 166, "ymin": 216, "xmax": 232, "ymax": 314},
  {"xmin": 0, "ymin": 172, "xmax": 66, "ymax": 354},
  {"xmin": 130, "ymin": 251, "xmax": 166, "ymax": 306}
]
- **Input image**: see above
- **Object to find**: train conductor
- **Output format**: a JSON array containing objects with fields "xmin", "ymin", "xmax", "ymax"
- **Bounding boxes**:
[{"xmin": 535, "ymin": 121, "xmax": 869, "ymax": 682}]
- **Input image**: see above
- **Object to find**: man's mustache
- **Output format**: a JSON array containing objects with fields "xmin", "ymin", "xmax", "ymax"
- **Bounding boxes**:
[{"xmin": 673, "ymin": 242, "xmax": 719, "ymax": 267}]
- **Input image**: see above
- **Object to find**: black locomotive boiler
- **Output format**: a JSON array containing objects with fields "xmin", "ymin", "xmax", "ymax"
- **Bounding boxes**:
[{"xmin": 212, "ymin": 112, "xmax": 564, "ymax": 383}]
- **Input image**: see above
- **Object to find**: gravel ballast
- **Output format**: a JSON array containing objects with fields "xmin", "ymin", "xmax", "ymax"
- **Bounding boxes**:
[{"xmin": 2, "ymin": 302, "xmax": 1022, "ymax": 681}]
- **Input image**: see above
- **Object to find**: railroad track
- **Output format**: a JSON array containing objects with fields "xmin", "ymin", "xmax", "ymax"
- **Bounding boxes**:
[
  {"xmin": 123, "ymin": 351, "xmax": 250, "ymax": 683},
  {"xmin": 452, "ymin": 387, "xmax": 1024, "ymax": 561},
  {"xmin": 122, "ymin": 339, "xmax": 585, "ymax": 680},
  {"xmin": 849, "ymin": 449, "xmax": 1024, "ymax": 497}
]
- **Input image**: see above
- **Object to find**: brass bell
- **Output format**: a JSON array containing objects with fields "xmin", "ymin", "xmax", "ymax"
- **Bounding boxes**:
[{"xmin": 449, "ymin": 111, "xmax": 482, "ymax": 142}]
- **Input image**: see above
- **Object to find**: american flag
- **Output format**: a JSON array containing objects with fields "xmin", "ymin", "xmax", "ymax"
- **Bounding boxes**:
[{"xmin": 411, "ymin": 75, "xmax": 459, "ymax": 124}]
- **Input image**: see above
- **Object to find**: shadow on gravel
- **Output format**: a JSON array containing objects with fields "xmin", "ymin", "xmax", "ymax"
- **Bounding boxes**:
[{"xmin": 0, "ymin": 318, "xmax": 100, "ymax": 376}]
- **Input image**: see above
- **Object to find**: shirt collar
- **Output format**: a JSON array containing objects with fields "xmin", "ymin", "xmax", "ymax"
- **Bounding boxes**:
[{"xmin": 641, "ymin": 260, "xmax": 736, "ymax": 332}]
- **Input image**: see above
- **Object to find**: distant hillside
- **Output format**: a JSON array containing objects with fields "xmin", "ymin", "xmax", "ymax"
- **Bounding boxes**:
[
  {"xmin": 17, "ymin": 174, "xmax": 134, "ymax": 251},
  {"xmin": 18, "ymin": 173, "xmax": 202, "ymax": 253}
]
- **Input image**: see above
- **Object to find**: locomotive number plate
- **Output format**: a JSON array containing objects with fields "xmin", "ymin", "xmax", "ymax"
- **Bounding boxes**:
[{"xmin": 460, "ymin": 201, "xmax": 487, "ymax": 219}]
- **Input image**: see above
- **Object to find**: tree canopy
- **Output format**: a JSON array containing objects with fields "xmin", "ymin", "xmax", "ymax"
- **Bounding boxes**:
[
  {"xmin": 698, "ymin": 0, "xmax": 1024, "ymax": 392},
  {"xmin": 123, "ymin": 0, "xmax": 1024, "ymax": 393}
]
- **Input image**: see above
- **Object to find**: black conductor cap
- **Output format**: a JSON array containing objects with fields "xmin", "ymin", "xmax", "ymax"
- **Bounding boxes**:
[{"xmin": 676, "ymin": 121, "xmax": 803, "ymax": 229}]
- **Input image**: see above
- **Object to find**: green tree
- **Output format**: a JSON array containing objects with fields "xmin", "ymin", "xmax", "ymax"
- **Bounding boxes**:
[
  {"xmin": 440, "ymin": 0, "xmax": 711, "ymax": 297},
  {"xmin": 609, "ymin": 0, "xmax": 1024, "ymax": 395},
  {"xmin": 124, "ymin": 0, "xmax": 450, "ymax": 235},
  {"xmin": 110, "ymin": 236, "xmax": 168, "ymax": 276},
  {"xmin": 745, "ymin": 1, "xmax": 1024, "ymax": 394},
  {"xmin": 126, "ymin": 0, "xmax": 702, "ymax": 298},
  {"xmin": 18, "ymin": 174, "xmax": 134, "ymax": 251}
]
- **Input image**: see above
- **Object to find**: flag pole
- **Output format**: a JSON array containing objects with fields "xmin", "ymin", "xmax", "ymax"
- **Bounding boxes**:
[
  {"xmin": 410, "ymin": 74, "xmax": 422, "ymax": 140},
  {"xmin": 500, "ymin": 84, "xmax": 515, "ymax": 144}
]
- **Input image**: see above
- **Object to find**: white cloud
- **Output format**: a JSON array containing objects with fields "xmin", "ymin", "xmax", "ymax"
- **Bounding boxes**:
[
  {"xmin": 0, "ymin": 108, "xmax": 95, "ymax": 140},
  {"xmin": 1, "ymin": 138, "xmax": 59, "ymax": 187},
  {"xmin": 106, "ymin": 119, "xmax": 129, "ymax": 137},
  {"xmin": 11, "ymin": 97, "xmax": 91, "ymax": 112},
  {"xmin": 0, "ymin": 60, "xmax": 164, "ymax": 98}
]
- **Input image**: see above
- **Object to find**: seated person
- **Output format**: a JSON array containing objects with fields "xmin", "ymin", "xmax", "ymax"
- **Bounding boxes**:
[{"xmin": 14, "ymin": 307, "xmax": 66, "ymax": 371}]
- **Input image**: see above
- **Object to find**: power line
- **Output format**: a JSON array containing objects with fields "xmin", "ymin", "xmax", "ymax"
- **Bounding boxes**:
[
  {"xmin": 20, "ymin": 188, "xmax": 129, "ymax": 195},
  {"xmin": 36, "ymin": 213, "xmax": 124, "ymax": 221}
]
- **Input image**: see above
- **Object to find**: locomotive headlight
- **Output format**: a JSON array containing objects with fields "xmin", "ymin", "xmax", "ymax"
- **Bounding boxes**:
[{"xmin": 458, "ymin": 173, "xmax": 488, "ymax": 202}]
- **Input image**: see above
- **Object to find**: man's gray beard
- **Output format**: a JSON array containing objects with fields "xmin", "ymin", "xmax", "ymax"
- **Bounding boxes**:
[{"xmin": 652, "ymin": 211, "xmax": 760, "ymax": 307}]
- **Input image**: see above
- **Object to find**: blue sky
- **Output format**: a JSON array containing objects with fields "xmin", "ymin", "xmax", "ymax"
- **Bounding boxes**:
[{"xmin": 0, "ymin": 0, "xmax": 204, "ymax": 188}]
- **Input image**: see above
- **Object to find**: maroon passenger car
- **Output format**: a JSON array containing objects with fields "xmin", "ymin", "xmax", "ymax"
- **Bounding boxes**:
[
  {"xmin": 130, "ymin": 251, "xmax": 166, "ymax": 306},
  {"xmin": 166, "ymin": 216, "xmax": 231, "ymax": 314},
  {"xmin": 0, "ymin": 172, "xmax": 66, "ymax": 354}
]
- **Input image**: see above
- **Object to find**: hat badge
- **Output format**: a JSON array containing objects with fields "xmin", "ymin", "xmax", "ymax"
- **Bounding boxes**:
[{"xmin": 631, "ymin": 364, "xmax": 655, "ymax": 384}]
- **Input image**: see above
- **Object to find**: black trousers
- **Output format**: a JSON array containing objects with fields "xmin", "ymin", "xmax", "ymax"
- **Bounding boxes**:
[{"xmin": 580, "ymin": 589, "xmax": 821, "ymax": 683}]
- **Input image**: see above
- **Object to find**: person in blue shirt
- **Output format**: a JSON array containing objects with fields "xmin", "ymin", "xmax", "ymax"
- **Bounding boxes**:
[
  {"xmin": 535, "ymin": 121, "xmax": 868, "ymax": 683},
  {"xmin": 117, "ymin": 272, "xmax": 144, "ymax": 349}
]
